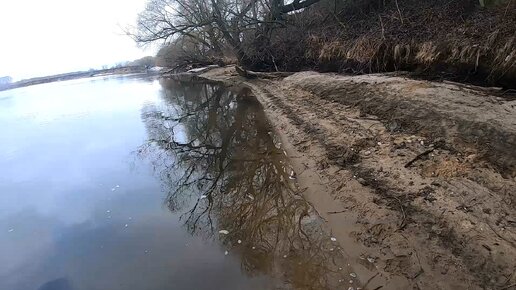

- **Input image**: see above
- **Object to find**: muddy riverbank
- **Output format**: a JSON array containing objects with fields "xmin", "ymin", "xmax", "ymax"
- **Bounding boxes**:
[{"xmin": 175, "ymin": 66, "xmax": 516, "ymax": 289}]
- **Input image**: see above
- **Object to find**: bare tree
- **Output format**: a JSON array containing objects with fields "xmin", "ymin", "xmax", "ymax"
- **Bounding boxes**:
[
  {"xmin": 155, "ymin": 36, "xmax": 220, "ymax": 70},
  {"xmin": 131, "ymin": 0, "xmax": 322, "ymax": 65}
]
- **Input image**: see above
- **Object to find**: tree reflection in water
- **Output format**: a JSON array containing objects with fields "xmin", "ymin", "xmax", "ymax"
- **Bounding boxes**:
[{"xmin": 139, "ymin": 79, "xmax": 356, "ymax": 289}]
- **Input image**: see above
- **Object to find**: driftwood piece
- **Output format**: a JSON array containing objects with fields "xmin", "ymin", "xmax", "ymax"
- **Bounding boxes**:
[
  {"xmin": 235, "ymin": 66, "xmax": 258, "ymax": 79},
  {"xmin": 235, "ymin": 66, "xmax": 293, "ymax": 79},
  {"xmin": 442, "ymin": 80, "xmax": 503, "ymax": 94}
]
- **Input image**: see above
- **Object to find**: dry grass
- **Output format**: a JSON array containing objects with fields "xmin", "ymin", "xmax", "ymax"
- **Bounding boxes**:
[
  {"xmin": 303, "ymin": 32, "xmax": 516, "ymax": 86},
  {"xmin": 246, "ymin": 0, "xmax": 516, "ymax": 87},
  {"xmin": 415, "ymin": 42, "xmax": 441, "ymax": 64}
]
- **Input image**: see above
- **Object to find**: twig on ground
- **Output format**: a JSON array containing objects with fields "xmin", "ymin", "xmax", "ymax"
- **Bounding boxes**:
[
  {"xmin": 404, "ymin": 148, "xmax": 435, "ymax": 168},
  {"xmin": 500, "ymin": 283, "xmax": 516, "ymax": 290},
  {"xmin": 394, "ymin": 196, "xmax": 407, "ymax": 230},
  {"xmin": 487, "ymin": 222, "xmax": 516, "ymax": 248},
  {"xmin": 296, "ymin": 187, "xmax": 309, "ymax": 194},
  {"xmin": 294, "ymin": 139, "xmax": 310, "ymax": 146},
  {"xmin": 364, "ymin": 272, "xmax": 379, "ymax": 288}
]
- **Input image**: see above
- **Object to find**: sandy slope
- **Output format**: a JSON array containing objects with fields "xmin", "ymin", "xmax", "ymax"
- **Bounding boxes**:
[{"xmin": 196, "ymin": 66, "xmax": 516, "ymax": 290}]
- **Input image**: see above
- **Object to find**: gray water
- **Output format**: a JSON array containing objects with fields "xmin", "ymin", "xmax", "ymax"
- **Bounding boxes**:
[{"xmin": 0, "ymin": 75, "xmax": 353, "ymax": 290}]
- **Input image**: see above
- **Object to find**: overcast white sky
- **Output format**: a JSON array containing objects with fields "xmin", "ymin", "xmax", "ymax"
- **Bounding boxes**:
[{"xmin": 0, "ymin": 0, "xmax": 151, "ymax": 80}]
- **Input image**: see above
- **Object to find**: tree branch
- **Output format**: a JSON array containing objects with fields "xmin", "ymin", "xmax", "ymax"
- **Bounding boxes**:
[{"xmin": 280, "ymin": 0, "xmax": 320, "ymax": 13}]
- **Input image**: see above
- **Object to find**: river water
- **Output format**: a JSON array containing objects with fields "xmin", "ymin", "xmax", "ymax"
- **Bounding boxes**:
[{"xmin": 0, "ymin": 75, "xmax": 355, "ymax": 290}]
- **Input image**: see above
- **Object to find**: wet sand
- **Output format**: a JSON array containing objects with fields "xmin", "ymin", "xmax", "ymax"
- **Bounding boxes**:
[{"xmin": 196, "ymin": 66, "xmax": 516, "ymax": 290}]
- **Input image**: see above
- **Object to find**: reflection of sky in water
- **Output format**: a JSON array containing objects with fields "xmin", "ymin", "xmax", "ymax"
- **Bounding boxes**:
[{"xmin": 0, "ymin": 76, "xmax": 272, "ymax": 290}]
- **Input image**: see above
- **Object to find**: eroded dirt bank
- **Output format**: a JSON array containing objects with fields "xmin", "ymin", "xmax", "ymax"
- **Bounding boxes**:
[{"xmin": 194, "ymin": 66, "xmax": 516, "ymax": 290}]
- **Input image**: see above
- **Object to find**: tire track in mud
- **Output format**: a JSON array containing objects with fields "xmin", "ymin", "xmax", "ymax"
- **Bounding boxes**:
[
  {"xmin": 198, "ymin": 67, "xmax": 516, "ymax": 290},
  {"xmin": 271, "ymin": 82, "xmax": 510, "ymax": 287},
  {"xmin": 246, "ymin": 80, "xmax": 515, "ymax": 290}
]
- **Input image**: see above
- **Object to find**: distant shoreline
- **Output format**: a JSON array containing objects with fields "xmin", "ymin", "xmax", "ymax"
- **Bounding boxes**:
[{"xmin": 0, "ymin": 66, "xmax": 155, "ymax": 92}]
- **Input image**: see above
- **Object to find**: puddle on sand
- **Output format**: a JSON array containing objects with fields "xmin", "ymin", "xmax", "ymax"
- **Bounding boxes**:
[{"xmin": 139, "ymin": 79, "xmax": 363, "ymax": 289}]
